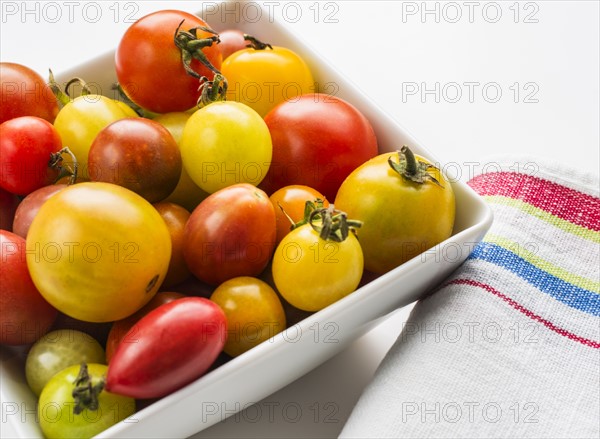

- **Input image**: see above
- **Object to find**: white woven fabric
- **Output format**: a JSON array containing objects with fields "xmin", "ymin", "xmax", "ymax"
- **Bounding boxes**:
[{"xmin": 340, "ymin": 159, "xmax": 600, "ymax": 438}]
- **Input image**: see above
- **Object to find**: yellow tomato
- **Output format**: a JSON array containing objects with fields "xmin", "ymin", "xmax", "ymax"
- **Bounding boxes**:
[
  {"xmin": 222, "ymin": 46, "xmax": 314, "ymax": 117},
  {"xmin": 180, "ymin": 101, "xmax": 272, "ymax": 194},
  {"xmin": 210, "ymin": 277, "xmax": 286, "ymax": 357},
  {"xmin": 335, "ymin": 147, "xmax": 456, "ymax": 274},
  {"xmin": 26, "ymin": 182, "xmax": 171, "ymax": 322}
]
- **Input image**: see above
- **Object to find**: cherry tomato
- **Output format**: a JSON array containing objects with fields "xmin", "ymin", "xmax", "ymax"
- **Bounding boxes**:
[
  {"xmin": 88, "ymin": 118, "xmax": 182, "ymax": 203},
  {"xmin": 152, "ymin": 202, "xmax": 191, "ymax": 287},
  {"xmin": 210, "ymin": 276, "xmax": 286, "ymax": 357},
  {"xmin": 180, "ymin": 101, "xmax": 272, "ymax": 194},
  {"xmin": 269, "ymin": 185, "xmax": 329, "ymax": 245},
  {"xmin": 26, "ymin": 182, "xmax": 172, "ymax": 322},
  {"xmin": 116, "ymin": 10, "xmax": 222, "ymax": 113},
  {"xmin": 25, "ymin": 329, "xmax": 105, "ymax": 396},
  {"xmin": 222, "ymin": 40, "xmax": 314, "ymax": 117},
  {"xmin": 271, "ymin": 211, "xmax": 364, "ymax": 312},
  {"xmin": 12, "ymin": 184, "xmax": 66, "ymax": 238},
  {"xmin": 0, "ymin": 116, "xmax": 62, "ymax": 195},
  {"xmin": 183, "ymin": 184, "xmax": 276, "ymax": 286},
  {"xmin": 217, "ymin": 29, "xmax": 247, "ymax": 59},
  {"xmin": 260, "ymin": 94, "xmax": 378, "ymax": 200},
  {"xmin": 0, "ymin": 62, "xmax": 59, "ymax": 124},
  {"xmin": 38, "ymin": 363, "xmax": 135, "ymax": 439},
  {"xmin": 335, "ymin": 147, "xmax": 456, "ymax": 274},
  {"xmin": 53, "ymin": 95, "xmax": 131, "ymax": 180},
  {"xmin": 105, "ymin": 291, "xmax": 185, "ymax": 363},
  {"xmin": 0, "ymin": 187, "xmax": 20, "ymax": 231},
  {"xmin": 0, "ymin": 230, "xmax": 57, "ymax": 345},
  {"xmin": 106, "ymin": 297, "xmax": 227, "ymax": 399},
  {"xmin": 154, "ymin": 112, "xmax": 210, "ymax": 211}
]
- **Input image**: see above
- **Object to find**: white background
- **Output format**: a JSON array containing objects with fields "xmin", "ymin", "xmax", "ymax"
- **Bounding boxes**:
[{"xmin": 1, "ymin": 1, "xmax": 598, "ymax": 438}]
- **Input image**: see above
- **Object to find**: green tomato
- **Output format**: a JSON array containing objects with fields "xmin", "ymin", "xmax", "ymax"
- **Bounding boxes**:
[
  {"xmin": 38, "ymin": 363, "xmax": 135, "ymax": 439},
  {"xmin": 53, "ymin": 95, "xmax": 130, "ymax": 180},
  {"xmin": 180, "ymin": 101, "xmax": 272, "ymax": 194},
  {"xmin": 26, "ymin": 329, "xmax": 105, "ymax": 396}
]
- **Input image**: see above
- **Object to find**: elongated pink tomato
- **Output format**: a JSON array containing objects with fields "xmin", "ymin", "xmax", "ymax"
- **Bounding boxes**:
[{"xmin": 105, "ymin": 297, "xmax": 227, "ymax": 399}]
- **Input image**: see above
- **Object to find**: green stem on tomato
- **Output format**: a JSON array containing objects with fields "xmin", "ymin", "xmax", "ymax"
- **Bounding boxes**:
[
  {"xmin": 243, "ymin": 34, "xmax": 273, "ymax": 50},
  {"xmin": 72, "ymin": 363, "xmax": 104, "ymax": 415},
  {"xmin": 174, "ymin": 19, "xmax": 221, "ymax": 79},
  {"xmin": 48, "ymin": 69, "xmax": 70, "ymax": 108},
  {"xmin": 49, "ymin": 146, "xmax": 78, "ymax": 185},
  {"xmin": 388, "ymin": 145, "xmax": 443, "ymax": 187},
  {"xmin": 307, "ymin": 204, "xmax": 362, "ymax": 243}
]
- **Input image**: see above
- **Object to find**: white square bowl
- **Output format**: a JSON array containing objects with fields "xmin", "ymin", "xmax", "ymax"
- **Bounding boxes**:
[{"xmin": 0, "ymin": 2, "xmax": 493, "ymax": 438}]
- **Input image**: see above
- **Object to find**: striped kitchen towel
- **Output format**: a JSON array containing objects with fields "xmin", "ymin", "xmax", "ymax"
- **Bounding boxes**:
[{"xmin": 340, "ymin": 158, "xmax": 600, "ymax": 438}]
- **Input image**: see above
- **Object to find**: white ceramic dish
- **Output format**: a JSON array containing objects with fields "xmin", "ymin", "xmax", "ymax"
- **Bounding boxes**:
[{"xmin": 0, "ymin": 2, "xmax": 493, "ymax": 438}]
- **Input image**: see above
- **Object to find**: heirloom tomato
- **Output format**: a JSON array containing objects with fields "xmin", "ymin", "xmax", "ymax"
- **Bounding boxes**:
[
  {"xmin": 25, "ymin": 329, "xmax": 105, "ymax": 396},
  {"xmin": 53, "ymin": 95, "xmax": 131, "ymax": 180},
  {"xmin": 271, "ymin": 207, "xmax": 364, "ymax": 312},
  {"xmin": 0, "ymin": 62, "xmax": 59, "ymax": 124},
  {"xmin": 38, "ymin": 363, "xmax": 135, "ymax": 439},
  {"xmin": 217, "ymin": 29, "xmax": 247, "ymax": 60},
  {"xmin": 0, "ymin": 230, "xmax": 57, "ymax": 345},
  {"xmin": 26, "ymin": 182, "xmax": 171, "ymax": 322},
  {"xmin": 115, "ymin": 10, "xmax": 222, "ymax": 113},
  {"xmin": 105, "ymin": 291, "xmax": 185, "ymax": 363},
  {"xmin": 106, "ymin": 297, "xmax": 227, "ymax": 399},
  {"xmin": 0, "ymin": 116, "xmax": 62, "ymax": 195},
  {"xmin": 335, "ymin": 147, "xmax": 456, "ymax": 274},
  {"xmin": 222, "ymin": 38, "xmax": 314, "ymax": 117},
  {"xmin": 183, "ymin": 184, "xmax": 276, "ymax": 286},
  {"xmin": 88, "ymin": 118, "xmax": 182, "ymax": 203},
  {"xmin": 260, "ymin": 94, "xmax": 378, "ymax": 200},
  {"xmin": 180, "ymin": 101, "xmax": 272, "ymax": 194},
  {"xmin": 12, "ymin": 184, "xmax": 66, "ymax": 238},
  {"xmin": 210, "ymin": 276, "xmax": 286, "ymax": 357},
  {"xmin": 153, "ymin": 202, "xmax": 191, "ymax": 287}
]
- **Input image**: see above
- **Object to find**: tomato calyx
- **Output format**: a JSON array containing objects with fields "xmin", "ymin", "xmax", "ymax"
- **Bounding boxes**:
[
  {"xmin": 48, "ymin": 70, "xmax": 92, "ymax": 108},
  {"xmin": 49, "ymin": 146, "xmax": 79, "ymax": 184},
  {"xmin": 388, "ymin": 145, "xmax": 443, "ymax": 187},
  {"xmin": 197, "ymin": 74, "xmax": 228, "ymax": 108},
  {"xmin": 308, "ymin": 203, "xmax": 362, "ymax": 243},
  {"xmin": 71, "ymin": 363, "xmax": 105, "ymax": 415},
  {"xmin": 243, "ymin": 34, "xmax": 273, "ymax": 51},
  {"xmin": 174, "ymin": 20, "xmax": 221, "ymax": 79}
]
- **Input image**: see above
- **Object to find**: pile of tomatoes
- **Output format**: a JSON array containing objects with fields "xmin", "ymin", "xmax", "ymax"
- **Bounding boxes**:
[{"xmin": 0, "ymin": 9, "xmax": 456, "ymax": 438}]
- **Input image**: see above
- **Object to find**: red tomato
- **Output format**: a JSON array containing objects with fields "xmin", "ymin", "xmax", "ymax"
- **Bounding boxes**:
[
  {"xmin": 115, "ymin": 10, "xmax": 222, "ymax": 113},
  {"xmin": 0, "ymin": 116, "xmax": 62, "ymax": 195},
  {"xmin": 152, "ymin": 202, "xmax": 191, "ymax": 288},
  {"xmin": 105, "ymin": 291, "xmax": 185, "ymax": 363},
  {"xmin": 183, "ymin": 184, "xmax": 276, "ymax": 286},
  {"xmin": 88, "ymin": 118, "xmax": 182, "ymax": 203},
  {"xmin": 217, "ymin": 29, "xmax": 247, "ymax": 59},
  {"xmin": 105, "ymin": 297, "xmax": 227, "ymax": 399},
  {"xmin": 12, "ymin": 184, "xmax": 66, "ymax": 238},
  {"xmin": 0, "ymin": 63, "xmax": 59, "ymax": 124},
  {"xmin": 0, "ymin": 187, "xmax": 20, "ymax": 232},
  {"xmin": 260, "ymin": 94, "xmax": 378, "ymax": 200},
  {"xmin": 0, "ymin": 230, "xmax": 57, "ymax": 345}
]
